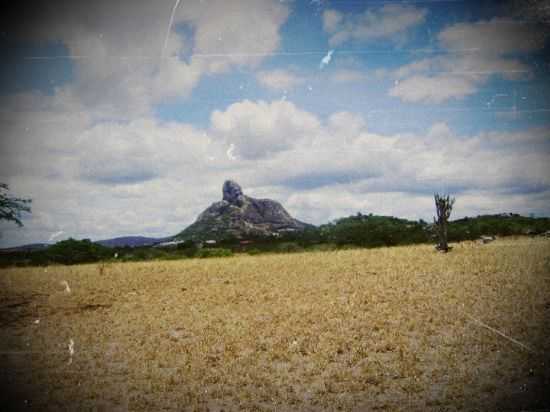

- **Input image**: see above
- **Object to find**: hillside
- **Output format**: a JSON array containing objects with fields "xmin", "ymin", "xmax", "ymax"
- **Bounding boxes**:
[{"xmin": 175, "ymin": 180, "xmax": 311, "ymax": 241}]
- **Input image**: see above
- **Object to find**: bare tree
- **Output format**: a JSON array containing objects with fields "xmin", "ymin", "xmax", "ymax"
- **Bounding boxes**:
[
  {"xmin": 0, "ymin": 183, "xmax": 31, "ymax": 227},
  {"xmin": 434, "ymin": 193, "xmax": 455, "ymax": 252}
]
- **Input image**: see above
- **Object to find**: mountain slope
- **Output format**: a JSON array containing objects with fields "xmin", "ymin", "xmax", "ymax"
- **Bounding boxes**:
[{"xmin": 175, "ymin": 180, "xmax": 311, "ymax": 241}]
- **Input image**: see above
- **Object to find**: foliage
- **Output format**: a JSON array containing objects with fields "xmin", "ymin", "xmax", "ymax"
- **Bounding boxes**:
[
  {"xmin": 319, "ymin": 213, "xmax": 430, "ymax": 248},
  {"xmin": 0, "ymin": 183, "xmax": 31, "ymax": 227},
  {"xmin": 448, "ymin": 214, "xmax": 550, "ymax": 241},
  {"xmin": 45, "ymin": 238, "xmax": 112, "ymax": 265},
  {"xmin": 195, "ymin": 248, "xmax": 233, "ymax": 258},
  {"xmin": 275, "ymin": 242, "xmax": 304, "ymax": 253},
  {"xmin": 2, "ymin": 213, "xmax": 550, "ymax": 267}
]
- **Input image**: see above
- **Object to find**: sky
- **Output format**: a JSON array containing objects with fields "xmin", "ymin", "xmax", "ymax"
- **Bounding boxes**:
[{"xmin": 0, "ymin": 0, "xmax": 549, "ymax": 247}]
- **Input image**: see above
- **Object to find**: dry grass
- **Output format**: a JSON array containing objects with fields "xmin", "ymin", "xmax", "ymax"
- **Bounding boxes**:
[{"xmin": 1, "ymin": 237, "xmax": 549, "ymax": 411}]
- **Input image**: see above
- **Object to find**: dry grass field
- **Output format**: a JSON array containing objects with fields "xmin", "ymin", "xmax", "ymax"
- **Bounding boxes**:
[{"xmin": 1, "ymin": 237, "xmax": 549, "ymax": 411}]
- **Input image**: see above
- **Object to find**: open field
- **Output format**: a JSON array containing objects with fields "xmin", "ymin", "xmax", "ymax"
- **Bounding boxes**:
[{"xmin": 1, "ymin": 237, "xmax": 549, "ymax": 411}]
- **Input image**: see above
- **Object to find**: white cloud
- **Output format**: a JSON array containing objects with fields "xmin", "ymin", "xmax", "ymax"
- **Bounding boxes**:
[
  {"xmin": 210, "ymin": 100, "xmax": 320, "ymax": 159},
  {"xmin": 327, "ymin": 111, "xmax": 366, "ymax": 138},
  {"xmin": 0, "ymin": 105, "xmax": 235, "ymax": 247},
  {"xmin": 14, "ymin": 0, "xmax": 291, "ymax": 118},
  {"xmin": 1, "ymin": 97, "xmax": 549, "ymax": 247},
  {"xmin": 389, "ymin": 74, "xmax": 478, "ymax": 103},
  {"xmin": 256, "ymin": 69, "xmax": 304, "ymax": 91},
  {"xmin": 389, "ymin": 18, "xmax": 546, "ymax": 103},
  {"xmin": 323, "ymin": 4, "xmax": 427, "ymax": 46},
  {"xmin": 151, "ymin": 59, "xmax": 203, "ymax": 102},
  {"xmin": 184, "ymin": 0, "xmax": 290, "ymax": 73}
]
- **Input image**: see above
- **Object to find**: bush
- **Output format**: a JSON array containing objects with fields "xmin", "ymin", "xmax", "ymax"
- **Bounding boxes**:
[
  {"xmin": 321, "ymin": 215, "xmax": 429, "ymax": 248},
  {"xmin": 276, "ymin": 242, "xmax": 304, "ymax": 253},
  {"xmin": 305, "ymin": 243, "xmax": 338, "ymax": 253},
  {"xmin": 195, "ymin": 248, "xmax": 233, "ymax": 258},
  {"xmin": 45, "ymin": 238, "xmax": 111, "ymax": 265},
  {"xmin": 176, "ymin": 240, "xmax": 200, "ymax": 257}
]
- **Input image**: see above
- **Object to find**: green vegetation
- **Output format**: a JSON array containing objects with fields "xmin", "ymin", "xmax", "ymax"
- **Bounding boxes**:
[
  {"xmin": 0, "ymin": 238, "xmax": 112, "ymax": 266},
  {"xmin": 1, "ymin": 213, "xmax": 549, "ymax": 267},
  {"xmin": 319, "ymin": 213, "xmax": 429, "ymax": 247},
  {"xmin": 448, "ymin": 214, "xmax": 550, "ymax": 241}
]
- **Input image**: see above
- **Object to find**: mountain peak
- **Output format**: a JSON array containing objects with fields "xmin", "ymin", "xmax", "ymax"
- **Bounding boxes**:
[
  {"xmin": 176, "ymin": 181, "xmax": 312, "ymax": 241},
  {"xmin": 222, "ymin": 180, "xmax": 245, "ymax": 206}
]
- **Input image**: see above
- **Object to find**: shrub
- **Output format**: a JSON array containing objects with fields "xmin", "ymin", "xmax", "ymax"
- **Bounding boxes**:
[
  {"xmin": 177, "ymin": 240, "xmax": 200, "ymax": 257},
  {"xmin": 196, "ymin": 248, "xmax": 233, "ymax": 258},
  {"xmin": 276, "ymin": 242, "xmax": 304, "ymax": 253},
  {"xmin": 45, "ymin": 238, "xmax": 111, "ymax": 265}
]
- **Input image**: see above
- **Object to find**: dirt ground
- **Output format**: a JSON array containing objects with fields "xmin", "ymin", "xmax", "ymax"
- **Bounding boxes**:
[{"xmin": 1, "ymin": 237, "xmax": 549, "ymax": 411}]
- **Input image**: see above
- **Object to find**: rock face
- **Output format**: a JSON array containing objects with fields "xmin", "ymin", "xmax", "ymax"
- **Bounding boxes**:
[
  {"xmin": 223, "ymin": 180, "xmax": 245, "ymax": 206},
  {"xmin": 176, "ymin": 181, "xmax": 311, "ymax": 241}
]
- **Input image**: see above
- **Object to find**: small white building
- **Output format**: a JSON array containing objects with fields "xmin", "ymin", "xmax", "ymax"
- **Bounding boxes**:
[{"xmin": 155, "ymin": 240, "xmax": 186, "ymax": 248}]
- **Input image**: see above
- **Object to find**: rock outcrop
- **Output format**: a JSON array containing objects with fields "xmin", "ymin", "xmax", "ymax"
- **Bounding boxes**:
[
  {"xmin": 223, "ymin": 180, "xmax": 245, "ymax": 206},
  {"xmin": 175, "ymin": 181, "xmax": 311, "ymax": 241}
]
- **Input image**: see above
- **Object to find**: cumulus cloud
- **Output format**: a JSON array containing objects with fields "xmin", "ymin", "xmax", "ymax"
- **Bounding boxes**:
[
  {"xmin": 256, "ymin": 69, "xmax": 304, "ymax": 91},
  {"xmin": 0, "ymin": 104, "xmax": 234, "ymax": 247},
  {"xmin": 389, "ymin": 74, "xmax": 478, "ymax": 103},
  {"xmin": 210, "ymin": 100, "xmax": 320, "ymax": 159},
  {"xmin": 183, "ymin": 0, "xmax": 290, "ymax": 73},
  {"xmin": 3, "ymin": 2, "xmax": 549, "ymax": 249},
  {"xmin": 208, "ymin": 102, "xmax": 550, "ymax": 211},
  {"xmin": 9, "ymin": 0, "xmax": 290, "ymax": 118},
  {"xmin": 389, "ymin": 18, "xmax": 547, "ymax": 103},
  {"xmin": 327, "ymin": 111, "xmax": 366, "ymax": 139},
  {"xmin": 1, "ymin": 97, "xmax": 549, "ymax": 247},
  {"xmin": 322, "ymin": 4, "xmax": 427, "ymax": 46}
]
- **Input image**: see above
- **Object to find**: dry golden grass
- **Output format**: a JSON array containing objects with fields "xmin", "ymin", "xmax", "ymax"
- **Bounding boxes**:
[{"xmin": 1, "ymin": 237, "xmax": 549, "ymax": 411}]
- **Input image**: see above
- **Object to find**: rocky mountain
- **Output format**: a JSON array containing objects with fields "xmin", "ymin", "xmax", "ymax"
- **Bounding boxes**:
[{"xmin": 175, "ymin": 180, "xmax": 311, "ymax": 241}]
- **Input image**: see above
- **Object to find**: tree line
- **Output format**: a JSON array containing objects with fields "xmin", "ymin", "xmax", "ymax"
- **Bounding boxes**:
[{"xmin": 2, "ymin": 184, "xmax": 550, "ymax": 266}]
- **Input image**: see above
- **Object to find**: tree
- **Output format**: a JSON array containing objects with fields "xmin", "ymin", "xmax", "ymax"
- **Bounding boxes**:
[
  {"xmin": 434, "ymin": 193, "xmax": 455, "ymax": 252},
  {"xmin": 46, "ymin": 238, "xmax": 111, "ymax": 265},
  {"xmin": 0, "ymin": 183, "xmax": 32, "ymax": 227}
]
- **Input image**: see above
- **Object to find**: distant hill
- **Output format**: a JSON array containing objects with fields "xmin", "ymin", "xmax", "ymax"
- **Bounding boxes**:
[
  {"xmin": 95, "ymin": 236, "xmax": 173, "ymax": 248},
  {"xmin": 175, "ymin": 180, "xmax": 312, "ymax": 242},
  {"xmin": 0, "ymin": 243, "xmax": 51, "ymax": 253},
  {"xmin": 1, "ymin": 236, "xmax": 173, "ymax": 253}
]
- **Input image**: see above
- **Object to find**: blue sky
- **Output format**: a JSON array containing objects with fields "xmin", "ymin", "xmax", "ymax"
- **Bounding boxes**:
[{"xmin": 0, "ymin": 0, "xmax": 549, "ymax": 247}]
